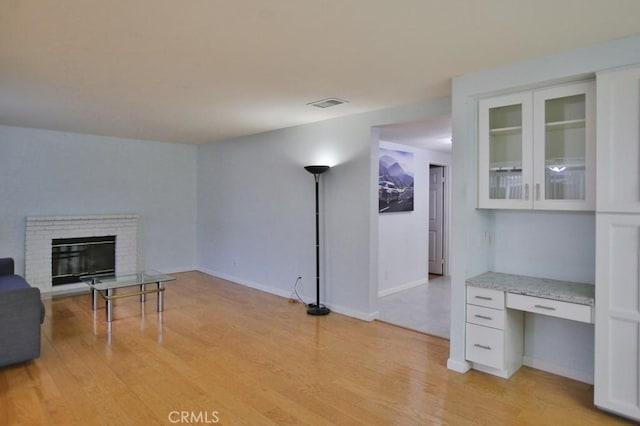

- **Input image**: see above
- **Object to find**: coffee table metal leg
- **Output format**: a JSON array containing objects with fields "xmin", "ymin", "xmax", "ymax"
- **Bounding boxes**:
[
  {"xmin": 140, "ymin": 284, "xmax": 146, "ymax": 303},
  {"xmin": 157, "ymin": 282, "xmax": 164, "ymax": 312},
  {"xmin": 106, "ymin": 288, "xmax": 114, "ymax": 322},
  {"xmin": 91, "ymin": 288, "xmax": 98, "ymax": 311}
]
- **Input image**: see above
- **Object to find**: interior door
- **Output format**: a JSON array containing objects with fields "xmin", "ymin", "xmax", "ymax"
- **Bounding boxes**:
[{"xmin": 429, "ymin": 165, "xmax": 444, "ymax": 275}]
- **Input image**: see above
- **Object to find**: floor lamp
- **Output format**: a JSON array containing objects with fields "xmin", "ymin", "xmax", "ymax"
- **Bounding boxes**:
[{"xmin": 304, "ymin": 165, "xmax": 331, "ymax": 316}]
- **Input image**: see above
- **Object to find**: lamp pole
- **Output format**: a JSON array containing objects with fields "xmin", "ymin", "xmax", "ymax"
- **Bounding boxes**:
[{"xmin": 304, "ymin": 165, "xmax": 330, "ymax": 316}]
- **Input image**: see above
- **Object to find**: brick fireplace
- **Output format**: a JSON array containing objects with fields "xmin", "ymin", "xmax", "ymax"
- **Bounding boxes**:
[{"xmin": 25, "ymin": 214, "xmax": 138, "ymax": 295}]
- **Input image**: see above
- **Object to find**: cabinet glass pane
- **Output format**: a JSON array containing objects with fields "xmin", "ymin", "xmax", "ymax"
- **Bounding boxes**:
[
  {"xmin": 544, "ymin": 94, "xmax": 586, "ymax": 200},
  {"xmin": 489, "ymin": 104, "xmax": 523, "ymax": 200}
]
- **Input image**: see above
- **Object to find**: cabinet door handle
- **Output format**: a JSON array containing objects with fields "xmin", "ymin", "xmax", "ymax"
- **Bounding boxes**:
[
  {"xmin": 525, "ymin": 184, "xmax": 529, "ymax": 200},
  {"xmin": 474, "ymin": 344, "xmax": 492, "ymax": 350},
  {"xmin": 474, "ymin": 314, "xmax": 492, "ymax": 320},
  {"xmin": 536, "ymin": 183, "xmax": 540, "ymax": 201},
  {"xmin": 474, "ymin": 296, "xmax": 493, "ymax": 301},
  {"xmin": 534, "ymin": 304, "xmax": 556, "ymax": 311}
]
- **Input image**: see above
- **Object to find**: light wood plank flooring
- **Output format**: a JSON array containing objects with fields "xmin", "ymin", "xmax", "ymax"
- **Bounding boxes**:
[{"xmin": 0, "ymin": 271, "xmax": 632, "ymax": 425}]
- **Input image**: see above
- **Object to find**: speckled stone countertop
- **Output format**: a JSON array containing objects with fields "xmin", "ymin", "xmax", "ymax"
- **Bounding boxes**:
[{"xmin": 466, "ymin": 271, "xmax": 595, "ymax": 306}]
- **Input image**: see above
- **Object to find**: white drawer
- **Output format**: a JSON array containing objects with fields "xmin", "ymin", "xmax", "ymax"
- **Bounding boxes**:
[
  {"xmin": 467, "ymin": 286, "xmax": 504, "ymax": 310},
  {"xmin": 466, "ymin": 304, "xmax": 505, "ymax": 330},
  {"xmin": 465, "ymin": 323, "xmax": 504, "ymax": 369},
  {"xmin": 506, "ymin": 293, "xmax": 593, "ymax": 323}
]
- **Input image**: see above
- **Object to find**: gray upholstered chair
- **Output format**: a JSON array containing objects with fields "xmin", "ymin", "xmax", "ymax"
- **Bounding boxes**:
[{"xmin": 0, "ymin": 258, "xmax": 45, "ymax": 367}]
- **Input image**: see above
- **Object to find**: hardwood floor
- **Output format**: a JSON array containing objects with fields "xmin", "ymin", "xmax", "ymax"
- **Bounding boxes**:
[{"xmin": 0, "ymin": 271, "xmax": 631, "ymax": 425}]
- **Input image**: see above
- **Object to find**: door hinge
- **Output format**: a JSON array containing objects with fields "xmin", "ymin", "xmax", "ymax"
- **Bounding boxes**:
[{"xmin": 440, "ymin": 259, "xmax": 445, "ymax": 264}]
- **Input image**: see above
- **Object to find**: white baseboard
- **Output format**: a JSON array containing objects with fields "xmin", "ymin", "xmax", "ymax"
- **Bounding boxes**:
[
  {"xmin": 328, "ymin": 305, "xmax": 378, "ymax": 322},
  {"xmin": 196, "ymin": 267, "xmax": 292, "ymax": 298},
  {"xmin": 447, "ymin": 358, "xmax": 472, "ymax": 374},
  {"xmin": 160, "ymin": 266, "xmax": 197, "ymax": 274},
  {"xmin": 41, "ymin": 282, "xmax": 90, "ymax": 299},
  {"xmin": 523, "ymin": 356, "xmax": 593, "ymax": 384},
  {"xmin": 196, "ymin": 267, "xmax": 376, "ymax": 322},
  {"xmin": 447, "ymin": 356, "xmax": 592, "ymax": 383},
  {"xmin": 378, "ymin": 278, "xmax": 428, "ymax": 298},
  {"xmin": 471, "ymin": 362, "xmax": 510, "ymax": 379}
]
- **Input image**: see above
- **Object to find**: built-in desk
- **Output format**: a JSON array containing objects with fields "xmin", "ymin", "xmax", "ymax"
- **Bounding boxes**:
[{"xmin": 465, "ymin": 271, "xmax": 595, "ymax": 378}]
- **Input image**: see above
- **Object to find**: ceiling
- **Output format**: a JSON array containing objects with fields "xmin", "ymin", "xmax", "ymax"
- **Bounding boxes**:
[
  {"xmin": 378, "ymin": 115, "xmax": 452, "ymax": 152},
  {"xmin": 1, "ymin": 1, "xmax": 639, "ymax": 145}
]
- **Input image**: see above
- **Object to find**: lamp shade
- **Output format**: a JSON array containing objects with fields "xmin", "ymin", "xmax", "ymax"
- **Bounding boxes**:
[{"xmin": 304, "ymin": 165, "xmax": 330, "ymax": 175}]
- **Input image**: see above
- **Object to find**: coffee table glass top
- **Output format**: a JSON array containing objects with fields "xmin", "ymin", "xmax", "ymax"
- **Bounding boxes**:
[{"xmin": 80, "ymin": 270, "xmax": 175, "ymax": 291}]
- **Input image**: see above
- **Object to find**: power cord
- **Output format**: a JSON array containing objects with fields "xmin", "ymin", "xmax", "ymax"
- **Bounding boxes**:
[{"xmin": 289, "ymin": 276, "xmax": 308, "ymax": 306}]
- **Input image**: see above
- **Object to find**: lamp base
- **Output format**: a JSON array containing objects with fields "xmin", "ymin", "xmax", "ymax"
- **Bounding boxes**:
[{"xmin": 306, "ymin": 303, "xmax": 331, "ymax": 316}]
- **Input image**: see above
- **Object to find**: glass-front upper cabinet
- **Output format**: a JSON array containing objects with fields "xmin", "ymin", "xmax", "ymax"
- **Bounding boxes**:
[
  {"xmin": 533, "ymin": 82, "xmax": 595, "ymax": 210},
  {"xmin": 478, "ymin": 81, "xmax": 595, "ymax": 210},
  {"xmin": 478, "ymin": 92, "xmax": 533, "ymax": 209}
]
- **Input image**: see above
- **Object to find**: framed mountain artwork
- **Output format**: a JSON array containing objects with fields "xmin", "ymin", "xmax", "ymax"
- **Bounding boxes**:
[{"xmin": 379, "ymin": 147, "xmax": 414, "ymax": 213}]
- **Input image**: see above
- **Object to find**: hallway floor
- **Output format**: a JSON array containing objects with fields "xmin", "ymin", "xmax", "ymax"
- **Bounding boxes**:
[{"xmin": 377, "ymin": 275, "xmax": 451, "ymax": 339}]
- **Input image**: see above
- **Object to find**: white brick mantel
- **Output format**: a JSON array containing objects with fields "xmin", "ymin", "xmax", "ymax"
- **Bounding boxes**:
[{"xmin": 25, "ymin": 214, "xmax": 139, "ymax": 295}]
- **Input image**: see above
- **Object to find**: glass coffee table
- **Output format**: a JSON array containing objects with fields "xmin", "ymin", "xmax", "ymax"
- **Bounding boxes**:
[{"xmin": 80, "ymin": 271, "xmax": 175, "ymax": 322}]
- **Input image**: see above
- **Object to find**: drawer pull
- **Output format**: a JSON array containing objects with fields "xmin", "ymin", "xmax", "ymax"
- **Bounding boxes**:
[
  {"xmin": 475, "ymin": 296, "xmax": 493, "ymax": 301},
  {"xmin": 474, "ymin": 314, "xmax": 493, "ymax": 320},
  {"xmin": 474, "ymin": 344, "xmax": 492, "ymax": 350},
  {"xmin": 534, "ymin": 304, "xmax": 556, "ymax": 311}
]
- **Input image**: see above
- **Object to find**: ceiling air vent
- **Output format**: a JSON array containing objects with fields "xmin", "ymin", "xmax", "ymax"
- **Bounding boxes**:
[{"xmin": 307, "ymin": 98, "xmax": 348, "ymax": 108}]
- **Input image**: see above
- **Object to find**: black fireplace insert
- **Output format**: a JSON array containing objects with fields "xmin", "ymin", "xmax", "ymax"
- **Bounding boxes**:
[{"xmin": 51, "ymin": 236, "xmax": 116, "ymax": 286}]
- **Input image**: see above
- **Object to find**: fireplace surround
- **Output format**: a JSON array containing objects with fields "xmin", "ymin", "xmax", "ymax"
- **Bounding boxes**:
[{"xmin": 25, "ymin": 215, "xmax": 138, "ymax": 295}]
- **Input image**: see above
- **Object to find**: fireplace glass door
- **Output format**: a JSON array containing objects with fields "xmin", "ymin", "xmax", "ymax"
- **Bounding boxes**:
[{"xmin": 51, "ymin": 236, "xmax": 116, "ymax": 285}]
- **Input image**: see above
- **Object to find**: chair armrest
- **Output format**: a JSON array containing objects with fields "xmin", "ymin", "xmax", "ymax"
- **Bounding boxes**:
[
  {"xmin": 0, "ymin": 258, "xmax": 15, "ymax": 276},
  {"xmin": 0, "ymin": 287, "xmax": 43, "ymax": 366}
]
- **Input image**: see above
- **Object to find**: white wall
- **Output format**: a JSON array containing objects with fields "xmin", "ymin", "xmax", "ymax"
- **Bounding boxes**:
[
  {"xmin": 492, "ymin": 211, "xmax": 595, "ymax": 283},
  {"xmin": 0, "ymin": 125, "xmax": 198, "ymax": 275},
  {"xmin": 377, "ymin": 140, "xmax": 451, "ymax": 296},
  {"xmin": 197, "ymin": 98, "xmax": 451, "ymax": 320},
  {"xmin": 492, "ymin": 210, "xmax": 596, "ymax": 381},
  {"xmin": 449, "ymin": 34, "xmax": 640, "ymax": 381}
]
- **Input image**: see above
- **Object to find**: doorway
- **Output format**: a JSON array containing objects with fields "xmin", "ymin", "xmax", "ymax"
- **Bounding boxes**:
[
  {"xmin": 375, "ymin": 117, "xmax": 452, "ymax": 338},
  {"xmin": 429, "ymin": 164, "xmax": 446, "ymax": 276}
]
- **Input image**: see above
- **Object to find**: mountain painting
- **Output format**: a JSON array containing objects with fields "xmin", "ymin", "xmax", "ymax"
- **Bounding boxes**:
[{"xmin": 379, "ymin": 147, "xmax": 414, "ymax": 213}]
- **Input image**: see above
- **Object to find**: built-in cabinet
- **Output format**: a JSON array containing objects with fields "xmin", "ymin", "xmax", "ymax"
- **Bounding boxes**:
[
  {"xmin": 466, "ymin": 69, "xmax": 640, "ymax": 421},
  {"xmin": 596, "ymin": 66, "xmax": 640, "ymax": 214},
  {"xmin": 470, "ymin": 69, "xmax": 640, "ymax": 422},
  {"xmin": 594, "ymin": 65, "xmax": 640, "ymax": 422},
  {"xmin": 478, "ymin": 81, "xmax": 595, "ymax": 211},
  {"xmin": 465, "ymin": 272, "xmax": 594, "ymax": 380},
  {"xmin": 465, "ymin": 285, "xmax": 523, "ymax": 378}
]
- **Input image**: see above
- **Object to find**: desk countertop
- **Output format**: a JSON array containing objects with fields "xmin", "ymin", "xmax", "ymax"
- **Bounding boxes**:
[{"xmin": 466, "ymin": 271, "xmax": 595, "ymax": 306}]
